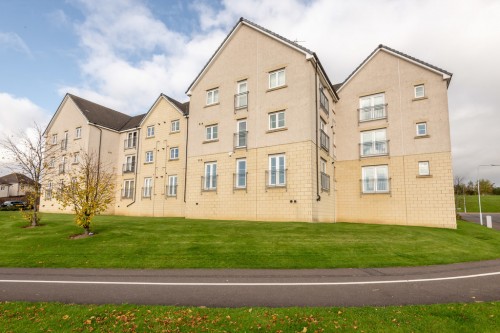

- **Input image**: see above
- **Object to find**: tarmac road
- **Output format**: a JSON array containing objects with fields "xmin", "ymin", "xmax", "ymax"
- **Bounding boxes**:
[
  {"xmin": 459, "ymin": 213, "xmax": 500, "ymax": 230},
  {"xmin": 1, "ymin": 259, "xmax": 499, "ymax": 307}
]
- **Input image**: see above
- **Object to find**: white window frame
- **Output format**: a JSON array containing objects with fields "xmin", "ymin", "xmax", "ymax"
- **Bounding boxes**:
[
  {"xmin": 206, "ymin": 88, "xmax": 219, "ymax": 105},
  {"xmin": 360, "ymin": 128, "xmax": 388, "ymax": 156},
  {"xmin": 145, "ymin": 151, "xmax": 154, "ymax": 163},
  {"xmin": 415, "ymin": 85, "xmax": 425, "ymax": 98},
  {"xmin": 418, "ymin": 161, "xmax": 430, "ymax": 176},
  {"xmin": 269, "ymin": 111, "xmax": 285, "ymax": 130},
  {"xmin": 206, "ymin": 124, "xmax": 218, "ymax": 141},
  {"xmin": 143, "ymin": 177, "xmax": 153, "ymax": 198},
  {"xmin": 269, "ymin": 68, "xmax": 285, "ymax": 89},
  {"xmin": 268, "ymin": 154, "xmax": 286, "ymax": 186},
  {"xmin": 75, "ymin": 127, "xmax": 81, "ymax": 139},
  {"xmin": 236, "ymin": 80, "xmax": 248, "ymax": 108},
  {"xmin": 146, "ymin": 125, "xmax": 155, "ymax": 138},
  {"xmin": 171, "ymin": 119, "xmax": 180, "ymax": 133},
  {"xmin": 359, "ymin": 93, "xmax": 386, "ymax": 122},
  {"xmin": 72, "ymin": 153, "xmax": 79, "ymax": 164},
  {"xmin": 52, "ymin": 134, "xmax": 57, "ymax": 145},
  {"xmin": 168, "ymin": 175, "xmax": 178, "ymax": 197},
  {"xmin": 362, "ymin": 165, "xmax": 389, "ymax": 193},
  {"xmin": 416, "ymin": 122, "xmax": 427, "ymax": 136},
  {"xmin": 236, "ymin": 119, "xmax": 247, "ymax": 148},
  {"xmin": 170, "ymin": 147, "xmax": 179, "ymax": 160},
  {"xmin": 236, "ymin": 158, "xmax": 247, "ymax": 188},
  {"xmin": 204, "ymin": 162, "xmax": 217, "ymax": 190},
  {"xmin": 49, "ymin": 157, "xmax": 55, "ymax": 168},
  {"xmin": 123, "ymin": 180, "xmax": 134, "ymax": 198}
]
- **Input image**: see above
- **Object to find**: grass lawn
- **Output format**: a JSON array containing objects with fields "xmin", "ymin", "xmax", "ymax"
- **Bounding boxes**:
[
  {"xmin": 456, "ymin": 194, "xmax": 500, "ymax": 213},
  {"xmin": 0, "ymin": 301, "xmax": 498, "ymax": 332},
  {"xmin": 0, "ymin": 212, "xmax": 499, "ymax": 269}
]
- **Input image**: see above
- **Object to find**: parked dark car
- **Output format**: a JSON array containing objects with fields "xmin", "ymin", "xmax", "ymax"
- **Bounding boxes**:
[{"xmin": 1, "ymin": 201, "xmax": 26, "ymax": 208}]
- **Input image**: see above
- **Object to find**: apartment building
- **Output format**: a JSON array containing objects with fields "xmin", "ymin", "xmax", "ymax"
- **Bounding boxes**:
[{"xmin": 40, "ymin": 18, "xmax": 456, "ymax": 228}]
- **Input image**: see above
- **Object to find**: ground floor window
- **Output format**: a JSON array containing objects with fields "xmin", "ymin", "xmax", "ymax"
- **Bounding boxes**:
[
  {"xmin": 268, "ymin": 154, "xmax": 286, "ymax": 186},
  {"xmin": 204, "ymin": 162, "xmax": 217, "ymax": 190},
  {"xmin": 167, "ymin": 175, "xmax": 178, "ymax": 197},
  {"xmin": 362, "ymin": 165, "xmax": 389, "ymax": 193}
]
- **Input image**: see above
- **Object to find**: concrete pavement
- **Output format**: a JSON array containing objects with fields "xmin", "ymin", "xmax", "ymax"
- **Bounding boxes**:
[
  {"xmin": 459, "ymin": 213, "xmax": 500, "ymax": 230},
  {"xmin": 1, "ymin": 259, "xmax": 499, "ymax": 307}
]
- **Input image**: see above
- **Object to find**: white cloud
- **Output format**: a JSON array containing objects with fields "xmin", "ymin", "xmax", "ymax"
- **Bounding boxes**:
[{"xmin": 0, "ymin": 32, "xmax": 32, "ymax": 56}]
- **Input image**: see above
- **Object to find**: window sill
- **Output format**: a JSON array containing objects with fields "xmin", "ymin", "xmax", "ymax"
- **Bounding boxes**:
[
  {"xmin": 74, "ymin": 137, "xmax": 81, "ymax": 141},
  {"xmin": 146, "ymin": 136, "xmax": 155, "ymax": 139},
  {"xmin": 361, "ymin": 191, "xmax": 391, "ymax": 195},
  {"xmin": 202, "ymin": 188, "xmax": 217, "ymax": 192},
  {"xmin": 412, "ymin": 96, "xmax": 428, "ymax": 101},
  {"xmin": 204, "ymin": 102, "xmax": 220, "ymax": 108},
  {"xmin": 266, "ymin": 127, "xmax": 288, "ymax": 134},
  {"xmin": 266, "ymin": 85, "xmax": 288, "ymax": 93},
  {"xmin": 170, "ymin": 131, "xmax": 180, "ymax": 134},
  {"xmin": 203, "ymin": 139, "xmax": 219, "ymax": 144},
  {"xmin": 144, "ymin": 162, "xmax": 154, "ymax": 165},
  {"xmin": 416, "ymin": 175, "xmax": 433, "ymax": 178},
  {"xmin": 414, "ymin": 135, "xmax": 430, "ymax": 139},
  {"xmin": 169, "ymin": 158, "xmax": 179, "ymax": 161}
]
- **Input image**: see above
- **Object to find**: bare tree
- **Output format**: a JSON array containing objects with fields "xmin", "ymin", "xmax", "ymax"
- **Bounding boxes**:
[
  {"xmin": 0, "ymin": 123, "xmax": 58, "ymax": 226},
  {"xmin": 56, "ymin": 151, "xmax": 115, "ymax": 235}
]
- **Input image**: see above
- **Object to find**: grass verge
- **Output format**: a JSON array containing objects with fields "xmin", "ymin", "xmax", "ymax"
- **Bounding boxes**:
[
  {"xmin": 1, "ymin": 212, "xmax": 499, "ymax": 269},
  {"xmin": 456, "ymin": 194, "xmax": 500, "ymax": 213},
  {"xmin": 0, "ymin": 301, "xmax": 499, "ymax": 332}
]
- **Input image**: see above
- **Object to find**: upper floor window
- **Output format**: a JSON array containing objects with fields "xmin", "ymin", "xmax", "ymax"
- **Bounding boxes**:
[
  {"xmin": 319, "ymin": 84, "xmax": 329, "ymax": 115},
  {"xmin": 147, "ymin": 125, "xmax": 155, "ymax": 138},
  {"xmin": 235, "ymin": 119, "xmax": 247, "ymax": 148},
  {"xmin": 143, "ymin": 177, "xmax": 153, "ymax": 198},
  {"xmin": 269, "ymin": 111, "xmax": 285, "ymax": 130},
  {"xmin": 206, "ymin": 124, "xmax": 218, "ymax": 141},
  {"xmin": 145, "ymin": 151, "xmax": 154, "ymax": 163},
  {"xmin": 269, "ymin": 69, "xmax": 285, "ymax": 89},
  {"xmin": 235, "ymin": 80, "xmax": 248, "ymax": 109},
  {"xmin": 359, "ymin": 93, "xmax": 386, "ymax": 122},
  {"xmin": 125, "ymin": 131, "xmax": 137, "ymax": 149},
  {"xmin": 235, "ymin": 158, "xmax": 247, "ymax": 189},
  {"xmin": 362, "ymin": 165, "xmax": 389, "ymax": 193},
  {"xmin": 75, "ymin": 127, "xmax": 81, "ymax": 139},
  {"xmin": 415, "ymin": 85, "xmax": 425, "ymax": 98},
  {"xmin": 171, "ymin": 120, "xmax": 180, "ymax": 132},
  {"xmin": 416, "ymin": 122, "xmax": 427, "ymax": 136},
  {"xmin": 360, "ymin": 129, "xmax": 388, "ymax": 157},
  {"xmin": 169, "ymin": 147, "xmax": 179, "ymax": 160},
  {"xmin": 418, "ymin": 161, "xmax": 430, "ymax": 176},
  {"xmin": 206, "ymin": 88, "xmax": 219, "ymax": 105},
  {"xmin": 51, "ymin": 134, "xmax": 57, "ymax": 145},
  {"xmin": 72, "ymin": 152, "xmax": 79, "ymax": 164}
]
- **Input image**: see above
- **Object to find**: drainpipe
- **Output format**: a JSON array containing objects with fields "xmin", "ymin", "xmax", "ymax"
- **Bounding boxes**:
[
  {"xmin": 127, "ymin": 128, "xmax": 140, "ymax": 207},
  {"xmin": 314, "ymin": 59, "xmax": 321, "ymax": 202},
  {"xmin": 183, "ymin": 114, "xmax": 189, "ymax": 203}
]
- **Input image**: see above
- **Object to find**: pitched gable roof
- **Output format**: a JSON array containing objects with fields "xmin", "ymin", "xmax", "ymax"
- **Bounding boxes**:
[
  {"xmin": 0, "ymin": 173, "xmax": 35, "ymax": 186},
  {"xmin": 163, "ymin": 94, "xmax": 189, "ymax": 115},
  {"xmin": 185, "ymin": 17, "xmax": 338, "ymax": 100},
  {"xmin": 336, "ymin": 44, "xmax": 453, "ymax": 92}
]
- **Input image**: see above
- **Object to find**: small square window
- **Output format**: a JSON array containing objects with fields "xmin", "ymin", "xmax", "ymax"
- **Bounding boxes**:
[
  {"xmin": 75, "ymin": 127, "xmax": 81, "ymax": 139},
  {"xmin": 269, "ymin": 111, "xmax": 285, "ymax": 130},
  {"xmin": 147, "ymin": 125, "xmax": 155, "ymax": 138},
  {"xmin": 206, "ymin": 124, "xmax": 218, "ymax": 141},
  {"xmin": 171, "ymin": 120, "xmax": 180, "ymax": 132},
  {"xmin": 415, "ymin": 85, "xmax": 425, "ymax": 98},
  {"xmin": 206, "ymin": 88, "xmax": 219, "ymax": 105},
  {"xmin": 416, "ymin": 122, "xmax": 427, "ymax": 136},
  {"xmin": 418, "ymin": 161, "xmax": 430, "ymax": 176},
  {"xmin": 170, "ymin": 147, "xmax": 179, "ymax": 160},
  {"xmin": 145, "ymin": 151, "xmax": 154, "ymax": 163},
  {"xmin": 269, "ymin": 69, "xmax": 286, "ymax": 89}
]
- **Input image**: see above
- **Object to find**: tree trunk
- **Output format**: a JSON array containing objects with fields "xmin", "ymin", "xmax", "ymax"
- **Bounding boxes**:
[
  {"xmin": 31, "ymin": 207, "xmax": 39, "ymax": 227},
  {"xmin": 84, "ymin": 225, "xmax": 90, "ymax": 235}
]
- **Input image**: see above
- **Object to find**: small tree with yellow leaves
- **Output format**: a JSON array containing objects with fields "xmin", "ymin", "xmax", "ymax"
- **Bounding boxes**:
[{"xmin": 57, "ymin": 151, "xmax": 115, "ymax": 235}]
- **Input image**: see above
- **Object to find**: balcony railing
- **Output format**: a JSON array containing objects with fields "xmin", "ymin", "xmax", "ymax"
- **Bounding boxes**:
[
  {"xmin": 124, "ymin": 138, "xmax": 137, "ymax": 150},
  {"xmin": 201, "ymin": 175, "xmax": 217, "ymax": 192},
  {"xmin": 142, "ymin": 187, "xmax": 152, "ymax": 199},
  {"xmin": 234, "ymin": 131, "xmax": 248, "ymax": 149},
  {"xmin": 359, "ymin": 140, "xmax": 389, "ymax": 157},
  {"xmin": 361, "ymin": 178, "xmax": 391, "ymax": 194},
  {"xmin": 233, "ymin": 172, "xmax": 247, "ymax": 192},
  {"xmin": 58, "ymin": 164, "xmax": 65, "ymax": 175},
  {"xmin": 320, "ymin": 172, "xmax": 330, "ymax": 192},
  {"xmin": 122, "ymin": 163, "xmax": 135, "ymax": 173},
  {"xmin": 234, "ymin": 91, "xmax": 248, "ymax": 110},
  {"xmin": 320, "ymin": 130, "xmax": 330, "ymax": 152},
  {"xmin": 121, "ymin": 188, "xmax": 134, "ymax": 199},
  {"xmin": 358, "ymin": 104, "xmax": 388, "ymax": 122},
  {"xmin": 165, "ymin": 185, "xmax": 178, "ymax": 198},
  {"xmin": 320, "ymin": 89, "xmax": 329, "ymax": 116},
  {"xmin": 60, "ymin": 139, "xmax": 68, "ymax": 151},
  {"xmin": 265, "ymin": 169, "xmax": 287, "ymax": 189}
]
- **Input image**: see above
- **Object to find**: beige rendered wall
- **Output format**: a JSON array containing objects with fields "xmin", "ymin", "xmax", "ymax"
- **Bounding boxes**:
[
  {"xmin": 115, "ymin": 97, "xmax": 187, "ymax": 217},
  {"xmin": 335, "ymin": 50, "xmax": 456, "ymax": 228}
]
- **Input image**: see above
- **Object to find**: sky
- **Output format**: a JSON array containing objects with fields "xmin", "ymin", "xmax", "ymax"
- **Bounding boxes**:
[{"xmin": 1, "ymin": 0, "xmax": 499, "ymax": 184}]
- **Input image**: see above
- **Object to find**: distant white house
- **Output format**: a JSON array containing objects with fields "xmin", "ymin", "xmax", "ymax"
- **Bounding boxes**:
[{"xmin": 0, "ymin": 173, "xmax": 35, "ymax": 199}]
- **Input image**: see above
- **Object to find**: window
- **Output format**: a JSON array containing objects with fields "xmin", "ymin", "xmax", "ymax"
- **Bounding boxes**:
[
  {"xmin": 123, "ymin": 180, "xmax": 134, "ymax": 198},
  {"xmin": 145, "ymin": 151, "xmax": 154, "ymax": 163},
  {"xmin": 72, "ymin": 153, "xmax": 79, "ymax": 164},
  {"xmin": 416, "ymin": 122, "xmax": 427, "ymax": 136},
  {"xmin": 0, "ymin": 185, "xmax": 4, "ymax": 191},
  {"xmin": 269, "ymin": 69, "xmax": 285, "ymax": 89},
  {"xmin": 125, "ymin": 131, "xmax": 137, "ymax": 149},
  {"xmin": 171, "ymin": 120, "xmax": 180, "ymax": 132},
  {"xmin": 319, "ymin": 84, "xmax": 329, "ymax": 115},
  {"xmin": 235, "ymin": 119, "xmax": 247, "ymax": 148},
  {"xmin": 75, "ymin": 127, "xmax": 81, "ymax": 139},
  {"xmin": 52, "ymin": 134, "xmax": 57, "ymax": 145},
  {"xmin": 59, "ymin": 156, "xmax": 66, "ymax": 174},
  {"xmin": 235, "ymin": 158, "xmax": 247, "ymax": 188},
  {"xmin": 415, "ymin": 85, "xmax": 425, "ymax": 98},
  {"xmin": 362, "ymin": 165, "xmax": 389, "ymax": 193},
  {"xmin": 61, "ymin": 132, "xmax": 68, "ymax": 150},
  {"xmin": 49, "ymin": 157, "xmax": 55, "ymax": 168},
  {"xmin": 418, "ymin": 161, "xmax": 430, "ymax": 176},
  {"xmin": 206, "ymin": 124, "xmax": 218, "ymax": 141},
  {"xmin": 46, "ymin": 182, "xmax": 53, "ymax": 200},
  {"xmin": 269, "ymin": 111, "xmax": 285, "ymax": 130},
  {"xmin": 235, "ymin": 80, "xmax": 248, "ymax": 109},
  {"xmin": 320, "ymin": 119, "xmax": 330, "ymax": 151},
  {"xmin": 268, "ymin": 154, "xmax": 286, "ymax": 186},
  {"xmin": 147, "ymin": 125, "xmax": 155, "ymax": 138},
  {"xmin": 360, "ymin": 129, "xmax": 388, "ymax": 157},
  {"xmin": 143, "ymin": 178, "xmax": 152, "ymax": 198},
  {"xmin": 204, "ymin": 162, "xmax": 217, "ymax": 190},
  {"xmin": 206, "ymin": 88, "xmax": 219, "ymax": 105},
  {"xmin": 123, "ymin": 155, "xmax": 136, "ymax": 173},
  {"xmin": 170, "ymin": 147, "xmax": 179, "ymax": 160},
  {"xmin": 167, "ymin": 175, "xmax": 178, "ymax": 197},
  {"xmin": 359, "ymin": 93, "xmax": 386, "ymax": 122},
  {"xmin": 320, "ymin": 158, "xmax": 330, "ymax": 192}
]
